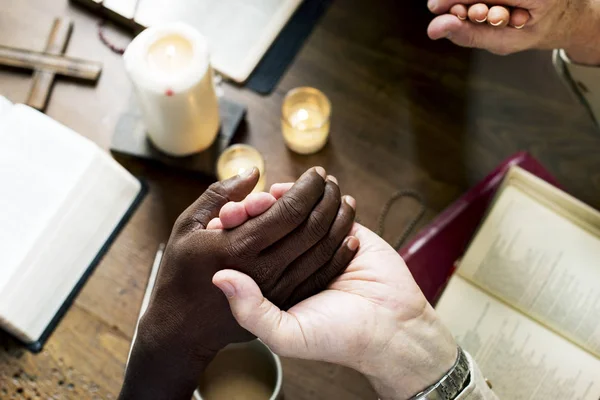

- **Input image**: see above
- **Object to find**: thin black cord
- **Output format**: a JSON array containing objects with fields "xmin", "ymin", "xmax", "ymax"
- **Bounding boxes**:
[{"xmin": 376, "ymin": 190, "xmax": 427, "ymax": 250}]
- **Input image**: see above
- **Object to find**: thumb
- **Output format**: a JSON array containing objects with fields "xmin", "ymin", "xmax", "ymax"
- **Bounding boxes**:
[
  {"xmin": 213, "ymin": 270, "xmax": 301, "ymax": 356},
  {"xmin": 179, "ymin": 167, "xmax": 260, "ymax": 230},
  {"xmin": 428, "ymin": 14, "xmax": 526, "ymax": 55}
]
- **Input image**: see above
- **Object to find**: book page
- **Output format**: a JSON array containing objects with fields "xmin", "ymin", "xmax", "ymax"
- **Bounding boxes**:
[
  {"xmin": 135, "ymin": 0, "xmax": 302, "ymax": 81},
  {"xmin": 0, "ymin": 104, "xmax": 96, "ymax": 294},
  {"xmin": 0, "ymin": 103, "xmax": 141, "ymax": 342},
  {"xmin": 0, "ymin": 148, "xmax": 141, "ymax": 342},
  {"xmin": 0, "ymin": 96, "xmax": 13, "ymax": 117},
  {"xmin": 437, "ymin": 278, "xmax": 600, "ymax": 400},
  {"xmin": 457, "ymin": 184, "xmax": 600, "ymax": 358}
]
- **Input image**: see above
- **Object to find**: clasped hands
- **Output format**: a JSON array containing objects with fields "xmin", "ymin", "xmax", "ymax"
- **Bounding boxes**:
[
  {"xmin": 120, "ymin": 167, "xmax": 457, "ymax": 400},
  {"xmin": 427, "ymin": 0, "xmax": 600, "ymax": 65}
]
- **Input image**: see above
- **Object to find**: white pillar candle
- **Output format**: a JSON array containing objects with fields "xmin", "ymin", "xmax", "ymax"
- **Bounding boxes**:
[{"xmin": 124, "ymin": 22, "xmax": 220, "ymax": 157}]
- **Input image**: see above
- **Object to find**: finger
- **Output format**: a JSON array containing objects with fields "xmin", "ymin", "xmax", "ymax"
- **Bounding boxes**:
[
  {"xmin": 428, "ymin": 0, "xmax": 529, "ymax": 14},
  {"xmin": 177, "ymin": 168, "xmax": 260, "ymax": 231},
  {"xmin": 468, "ymin": 3, "xmax": 489, "ymax": 23},
  {"xmin": 228, "ymin": 167, "xmax": 327, "ymax": 251},
  {"xmin": 207, "ymin": 217, "xmax": 224, "ymax": 230},
  {"xmin": 428, "ymin": 13, "xmax": 526, "ymax": 54},
  {"xmin": 326, "ymin": 175, "xmax": 338, "ymax": 185},
  {"xmin": 269, "ymin": 182, "xmax": 294, "ymax": 199},
  {"xmin": 218, "ymin": 201, "xmax": 247, "ymax": 229},
  {"xmin": 450, "ymin": 4, "xmax": 468, "ymax": 20},
  {"xmin": 268, "ymin": 195, "xmax": 356, "ymax": 306},
  {"xmin": 212, "ymin": 270, "xmax": 304, "ymax": 356},
  {"xmin": 218, "ymin": 193, "xmax": 277, "ymax": 230},
  {"xmin": 256, "ymin": 178, "xmax": 342, "ymax": 286},
  {"xmin": 509, "ymin": 8, "xmax": 530, "ymax": 28},
  {"xmin": 243, "ymin": 192, "xmax": 277, "ymax": 217},
  {"xmin": 488, "ymin": 5, "xmax": 510, "ymax": 27},
  {"xmin": 284, "ymin": 236, "xmax": 360, "ymax": 309}
]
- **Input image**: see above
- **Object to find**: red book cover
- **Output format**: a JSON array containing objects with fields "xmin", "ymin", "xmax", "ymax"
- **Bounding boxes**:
[{"xmin": 400, "ymin": 152, "xmax": 561, "ymax": 305}]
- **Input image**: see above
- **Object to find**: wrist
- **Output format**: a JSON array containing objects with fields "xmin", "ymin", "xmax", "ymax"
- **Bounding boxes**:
[
  {"xmin": 564, "ymin": 44, "xmax": 600, "ymax": 66},
  {"xmin": 360, "ymin": 306, "xmax": 458, "ymax": 400},
  {"xmin": 119, "ymin": 309, "xmax": 217, "ymax": 400},
  {"xmin": 564, "ymin": 1, "xmax": 600, "ymax": 65}
]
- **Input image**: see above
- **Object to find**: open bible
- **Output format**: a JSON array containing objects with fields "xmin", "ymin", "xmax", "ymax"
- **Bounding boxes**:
[
  {"xmin": 0, "ymin": 96, "xmax": 144, "ymax": 351},
  {"xmin": 436, "ymin": 166, "xmax": 600, "ymax": 399}
]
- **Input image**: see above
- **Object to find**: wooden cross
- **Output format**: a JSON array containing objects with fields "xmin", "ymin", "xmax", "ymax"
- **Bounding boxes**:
[{"xmin": 0, "ymin": 17, "xmax": 102, "ymax": 111}]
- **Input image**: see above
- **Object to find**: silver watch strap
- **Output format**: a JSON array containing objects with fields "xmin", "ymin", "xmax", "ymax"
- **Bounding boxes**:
[{"xmin": 408, "ymin": 346, "xmax": 470, "ymax": 400}]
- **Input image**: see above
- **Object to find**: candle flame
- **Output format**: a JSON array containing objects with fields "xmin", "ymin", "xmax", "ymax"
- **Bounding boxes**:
[{"xmin": 296, "ymin": 108, "xmax": 309, "ymax": 121}]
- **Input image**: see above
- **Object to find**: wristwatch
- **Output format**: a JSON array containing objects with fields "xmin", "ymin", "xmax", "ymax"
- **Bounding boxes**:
[{"xmin": 408, "ymin": 346, "xmax": 470, "ymax": 400}]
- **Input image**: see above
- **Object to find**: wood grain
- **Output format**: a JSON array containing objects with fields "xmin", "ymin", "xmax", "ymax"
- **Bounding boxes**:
[
  {"xmin": 0, "ymin": 0, "xmax": 599, "ymax": 398},
  {"xmin": 0, "ymin": 45, "xmax": 101, "ymax": 81},
  {"xmin": 26, "ymin": 17, "xmax": 73, "ymax": 110}
]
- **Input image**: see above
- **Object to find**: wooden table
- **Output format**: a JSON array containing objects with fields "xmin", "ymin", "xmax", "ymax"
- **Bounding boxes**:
[{"xmin": 1, "ymin": 0, "xmax": 599, "ymax": 398}]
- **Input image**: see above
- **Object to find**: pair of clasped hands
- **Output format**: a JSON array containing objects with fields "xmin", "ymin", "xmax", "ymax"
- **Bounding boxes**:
[
  {"xmin": 120, "ymin": 167, "xmax": 457, "ymax": 400},
  {"xmin": 428, "ymin": 0, "xmax": 600, "ymax": 65}
]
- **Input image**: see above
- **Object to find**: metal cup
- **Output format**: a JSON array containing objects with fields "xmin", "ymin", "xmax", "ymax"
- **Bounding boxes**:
[{"xmin": 194, "ymin": 340, "xmax": 283, "ymax": 400}]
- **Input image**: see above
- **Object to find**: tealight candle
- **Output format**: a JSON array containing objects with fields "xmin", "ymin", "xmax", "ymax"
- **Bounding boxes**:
[
  {"xmin": 217, "ymin": 144, "xmax": 266, "ymax": 192},
  {"xmin": 281, "ymin": 87, "xmax": 331, "ymax": 155},
  {"xmin": 124, "ymin": 23, "xmax": 220, "ymax": 157}
]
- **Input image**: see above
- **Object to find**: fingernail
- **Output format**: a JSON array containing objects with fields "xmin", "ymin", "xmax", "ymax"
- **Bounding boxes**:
[
  {"xmin": 513, "ymin": 24, "xmax": 525, "ymax": 29},
  {"xmin": 346, "ymin": 237, "xmax": 359, "ymax": 251},
  {"xmin": 475, "ymin": 17, "xmax": 487, "ymax": 23},
  {"xmin": 314, "ymin": 166, "xmax": 326, "ymax": 179},
  {"xmin": 238, "ymin": 167, "xmax": 256, "ymax": 179},
  {"xmin": 457, "ymin": 15, "xmax": 466, "ymax": 20},
  {"xmin": 216, "ymin": 281, "xmax": 236, "ymax": 298},
  {"xmin": 427, "ymin": 0, "xmax": 437, "ymax": 11},
  {"xmin": 343, "ymin": 195, "xmax": 356, "ymax": 210},
  {"xmin": 490, "ymin": 20, "xmax": 503, "ymax": 26},
  {"xmin": 326, "ymin": 175, "xmax": 338, "ymax": 184}
]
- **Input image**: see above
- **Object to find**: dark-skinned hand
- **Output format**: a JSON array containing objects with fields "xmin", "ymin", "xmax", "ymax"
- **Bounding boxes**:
[{"xmin": 119, "ymin": 167, "xmax": 357, "ymax": 400}]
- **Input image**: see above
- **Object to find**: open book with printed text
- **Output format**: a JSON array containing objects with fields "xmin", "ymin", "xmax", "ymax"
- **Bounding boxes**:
[{"xmin": 436, "ymin": 166, "xmax": 600, "ymax": 399}]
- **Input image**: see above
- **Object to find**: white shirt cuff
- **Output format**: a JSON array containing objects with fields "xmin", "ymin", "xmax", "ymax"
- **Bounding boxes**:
[
  {"xmin": 455, "ymin": 351, "xmax": 498, "ymax": 400},
  {"xmin": 553, "ymin": 49, "xmax": 600, "ymax": 127}
]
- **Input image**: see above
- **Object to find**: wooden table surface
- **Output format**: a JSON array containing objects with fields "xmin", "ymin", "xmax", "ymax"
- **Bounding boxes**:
[{"xmin": 1, "ymin": 0, "xmax": 600, "ymax": 398}]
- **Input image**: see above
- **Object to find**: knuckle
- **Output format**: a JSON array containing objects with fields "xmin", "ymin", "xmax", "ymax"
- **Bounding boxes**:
[
  {"xmin": 173, "ymin": 211, "xmax": 196, "ymax": 234},
  {"xmin": 173, "ymin": 213, "xmax": 188, "ymax": 231},
  {"xmin": 314, "ymin": 237, "xmax": 339, "ymax": 263},
  {"xmin": 250, "ymin": 259, "xmax": 278, "ymax": 287},
  {"xmin": 225, "ymin": 233, "xmax": 256, "ymax": 260},
  {"xmin": 207, "ymin": 181, "xmax": 228, "ymax": 197},
  {"xmin": 205, "ymin": 181, "xmax": 230, "ymax": 205},
  {"xmin": 306, "ymin": 209, "xmax": 331, "ymax": 241},
  {"xmin": 278, "ymin": 195, "xmax": 307, "ymax": 225}
]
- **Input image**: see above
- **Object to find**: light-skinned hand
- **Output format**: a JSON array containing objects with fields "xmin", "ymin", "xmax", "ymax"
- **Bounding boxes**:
[{"xmin": 427, "ymin": 0, "xmax": 600, "ymax": 64}]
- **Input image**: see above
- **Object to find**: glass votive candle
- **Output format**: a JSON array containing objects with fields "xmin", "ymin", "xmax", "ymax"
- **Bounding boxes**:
[
  {"xmin": 281, "ymin": 87, "xmax": 331, "ymax": 155},
  {"xmin": 216, "ymin": 144, "xmax": 266, "ymax": 192}
]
